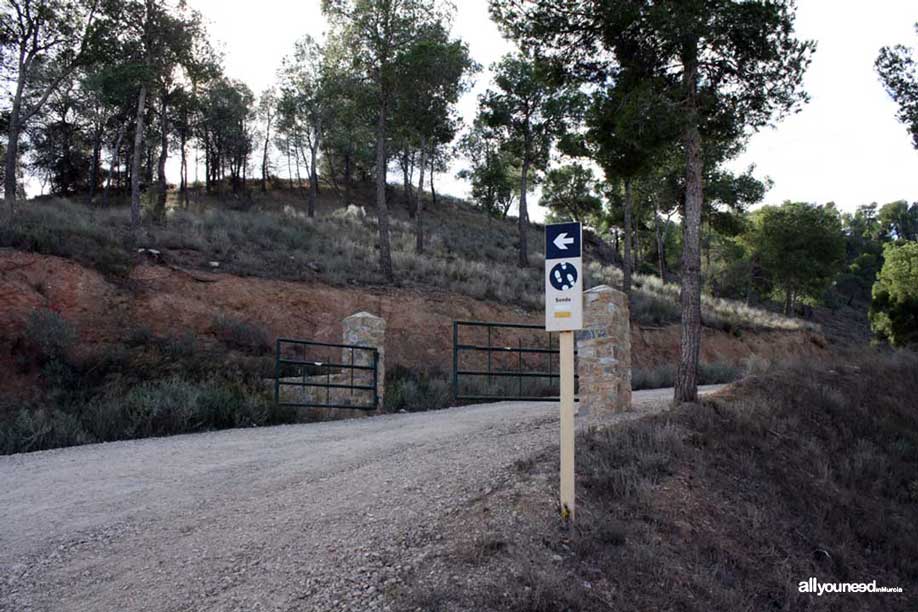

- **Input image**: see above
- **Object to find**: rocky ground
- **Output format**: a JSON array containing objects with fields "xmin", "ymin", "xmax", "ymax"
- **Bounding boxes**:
[{"xmin": 0, "ymin": 387, "xmax": 721, "ymax": 612}]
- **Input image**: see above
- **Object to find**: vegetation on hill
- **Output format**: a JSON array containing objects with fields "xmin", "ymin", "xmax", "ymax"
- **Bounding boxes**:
[
  {"xmin": 0, "ymin": 307, "xmax": 292, "ymax": 455},
  {"xmin": 400, "ymin": 351, "xmax": 918, "ymax": 611},
  {"xmin": 870, "ymin": 241, "xmax": 918, "ymax": 347},
  {"xmin": 1, "ymin": 191, "xmax": 814, "ymax": 335}
]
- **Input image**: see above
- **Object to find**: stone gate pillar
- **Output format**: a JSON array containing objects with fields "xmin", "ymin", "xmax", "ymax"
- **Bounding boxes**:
[
  {"xmin": 342, "ymin": 312, "xmax": 386, "ymax": 409},
  {"xmin": 577, "ymin": 285, "xmax": 631, "ymax": 414}
]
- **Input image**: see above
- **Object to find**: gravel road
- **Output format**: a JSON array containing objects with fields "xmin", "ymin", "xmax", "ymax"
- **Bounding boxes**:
[{"xmin": 0, "ymin": 386, "xmax": 721, "ymax": 612}]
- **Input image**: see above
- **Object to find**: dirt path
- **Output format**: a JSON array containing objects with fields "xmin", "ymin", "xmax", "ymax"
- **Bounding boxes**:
[{"xmin": 0, "ymin": 386, "xmax": 722, "ymax": 612}]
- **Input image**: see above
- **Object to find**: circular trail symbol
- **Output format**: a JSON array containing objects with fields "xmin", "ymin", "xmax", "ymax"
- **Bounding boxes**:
[{"xmin": 549, "ymin": 262, "xmax": 578, "ymax": 291}]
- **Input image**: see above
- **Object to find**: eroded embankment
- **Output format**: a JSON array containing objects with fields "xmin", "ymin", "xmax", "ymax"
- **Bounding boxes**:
[{"xmin": 0, "ymin": 249, "xmax": 828, "ymax": 395}]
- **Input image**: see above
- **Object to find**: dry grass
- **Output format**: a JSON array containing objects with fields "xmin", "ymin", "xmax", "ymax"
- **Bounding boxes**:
[
  {"xmin": 397, "ymin": 350, "xmax": 918, "ymax": 611},
  {"xmin": 585, "ymin": 261, "xmax": 816, "ymax": 332},
  {"xmin": 2, "ymin": 190, "xmax": 811, "ymax": 331}
]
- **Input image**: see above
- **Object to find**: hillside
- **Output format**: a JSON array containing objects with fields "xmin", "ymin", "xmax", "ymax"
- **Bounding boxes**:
[
  {"xmin": 0, "ymin": 184, "xmax": 836, "ymax": 453},
  {"xmin": 2, "ymin": 184, "xmax": 820, "ymax": 329},
  {"xmin": 398, "ymin": 352, "xmax": 918, "ymax": 611}
]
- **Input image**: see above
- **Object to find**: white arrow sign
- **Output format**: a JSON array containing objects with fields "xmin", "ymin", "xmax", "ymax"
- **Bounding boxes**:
[{"xmin": 553, "ymin": 232, "xmax": 575, "ymax": 251}]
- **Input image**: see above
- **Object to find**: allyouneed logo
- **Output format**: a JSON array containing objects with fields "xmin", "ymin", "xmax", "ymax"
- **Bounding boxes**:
[{"xmin": 799, "ymin": 577, "xmax": 903, "ymax": 596}]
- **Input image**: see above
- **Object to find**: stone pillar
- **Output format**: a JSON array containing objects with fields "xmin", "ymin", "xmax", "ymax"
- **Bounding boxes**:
[
  {"xmin": 342, "ymin": 312, "xmax": 386, "ymax": 409},
  {"xmin": 577, "ymin": 285, "xmax": 631, "ymax": 414}
]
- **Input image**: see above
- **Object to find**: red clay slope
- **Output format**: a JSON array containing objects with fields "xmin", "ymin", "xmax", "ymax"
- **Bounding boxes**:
[{"xmin": 0, "ymin": 249, "xmax": 828, "ymax": 394}]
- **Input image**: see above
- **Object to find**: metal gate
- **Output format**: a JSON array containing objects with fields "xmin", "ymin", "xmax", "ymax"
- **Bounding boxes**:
[
  {"xmin": 452, "ymin": 320, "xmax": 578, "ymax": 403},
  {"xmin": 274, "ymin": 338, "xmax": 379, "ymax": 410}
]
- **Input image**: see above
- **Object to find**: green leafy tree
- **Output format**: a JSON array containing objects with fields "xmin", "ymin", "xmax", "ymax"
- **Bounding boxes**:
[
  {"xmin": 582, "ymin": 69, "xmax": 678, "ymax": 295},
  {"xmin": 278, "ymin": 34, "xmax": 330, "ymax": 217},
  {"xmin": 26, "ymin": 78, "xmax": 92, "ymax": 195},
  {"xmin": 321, "ymin": 33, "xmax": 374, "ymax": 207},
  {"xmin": 835, "ymin": 204, "xmax": 884, "ymax": 305},
  {"xmin": 322, "ymin": 0, "xmax": 448, "ymax": 280},
  {"xmin": 876, "ymin": 24, "xmax": 918, "ymax": 149},
  {"xmin": 870, "ymin": 241, "xmax": 918, "ymax": 347},
  {"xmin": 878, "ymin": 200, "xmax": 918, "ymax": 242},
  {"xmin": 0, "ymin": 0, "xmax": 101, "ymax": 214},
  {"xmin": 112, "ymin": 0, "xmax": 211, "ymax": 225},
  {"xmin": 391, "ymin": 22, "xmax": 474, "ymax": 252},
  {"xmin": 541, "ymin": 163, "xmax": 601, "ymax": 224},
  {"xmin": 478, "ymin": 51, "xmax": 582, "ymax": 267},
  {"xmin": 200, "ymin": 77, "xmax": 254, "ymax": 194},
  {"xmin": 458, "ymin": 118, "xmax": 521, "ymax": 219},
  {"xmin": 744, "ymin": 202, "xmax": 845, "ymax": 315},
  {"xmin": 493, "ymin": 0, "xmax": 814, "ymax": 401}
]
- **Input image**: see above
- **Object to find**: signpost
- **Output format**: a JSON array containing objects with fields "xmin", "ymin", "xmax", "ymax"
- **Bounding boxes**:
[{"xmin": 545, "ymin": 222, "xmax": 582, "ymax": 521}]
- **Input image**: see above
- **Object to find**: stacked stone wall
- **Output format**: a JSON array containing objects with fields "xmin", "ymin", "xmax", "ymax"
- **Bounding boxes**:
[{"xmin": 577, "ymin": 285, "xmax": 632, "ymax": 413}]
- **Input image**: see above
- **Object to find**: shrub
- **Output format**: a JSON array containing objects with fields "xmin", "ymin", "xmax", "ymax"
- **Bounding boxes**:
[
  {"xmin": 742, "ymin": 354, "xmax": 771, "ymax": 376},
  {"xmin": 120, "ymin": 376, "xmax": 203, "ymax": 437},
  {"xmin": 0, "ymin": 201, "xmax": 133, "ymax": 276},
  {"xmin": 629, "ymin": 290, "xmax": 681, "ymax": 326},
  {"xmin": 0, "ymin": 376, "xmax": 295, "ymax": 455},
  {"xmin": 631, "ymin": 364, "xmax": 675, "ymax": 390},
  {"xmin": 155, "ymin": 331, "xmax": 197, "ymax": 358},
  {"xmin": 698, "ymin": 361, "xmax": 741, "ymax": 385},
  {"xmin": 24, "ymin": 309, "xmax": 76, "ymax": 363},
  {"xmin": 385, "ymin": 366, "xmax": 451, "ymax": 412},
  {"xmin": 126, "ymin": 325, "xmax": 154, "ymax": 347},
  {"xmin": 213, "ymin": 315, "xmax": 272, "ymax": 354},
  {"xmin": 632, "ymin": 361, "xmax": 741, "ymax": 390}
]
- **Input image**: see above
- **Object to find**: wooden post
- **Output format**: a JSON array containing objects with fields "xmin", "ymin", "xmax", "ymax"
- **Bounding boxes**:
[{"xmin": 559, "ymin": 330, "xmax": 575, "ymax": 521}]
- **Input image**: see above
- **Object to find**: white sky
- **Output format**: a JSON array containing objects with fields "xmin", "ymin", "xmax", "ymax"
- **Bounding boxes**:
[{"xmin": 182, "ymin": 0, "xmax": 918, "ymax": 219}]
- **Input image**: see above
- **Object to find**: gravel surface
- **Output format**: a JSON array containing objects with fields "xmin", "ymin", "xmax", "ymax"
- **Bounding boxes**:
[{"xmin": 0, "ymin": 386, "xmax": 721, "ymax": 612}]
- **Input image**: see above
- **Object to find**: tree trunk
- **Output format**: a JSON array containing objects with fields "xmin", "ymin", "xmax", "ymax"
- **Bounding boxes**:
[
  {"xmin": 622, "ymin": 178, "xmax": 633, "ymax": 296},
  {"xmin": 402, "ymin": 152, "xmax": 414, "ymax": 218},
  {"xmin": 87, "ymin": 125, "xmax": 103, "ymax": 206},
  {"xmin": 204, "ymin": 130, "xmax": 211, "ymax": 193},
  {"xmin": 674, "ymin": 48, "xmax": 703, "ymax": 404},
  {"xmin": 429, "ymin": 155, "xmax": 437, "ymax": 207},
  {"xmin": 242, "ymin": 144, "xmax": 247, "ymax": 192},
  {"xmin": 654, "ymin": 204, "xmax": 666, "ymax": 280},
  {"xmin": 308, "ymin": 140, "xmax": 318, "ymax": 218},
  {"xmin": 784, "ymin": 285, "xmax": 793, "ymax": 316},
  {"xmin": 145, "ymin": 140, "xmax": 155, "ymax": 185},
  {"xmin": 324, "ymin": 143, "xmax": 340, "ymax": 197},
  {"xmin": 344, "ymin": 151, "xmax": 352, "ymax": 207},
  {"xmin": 261, "ymin": 120, "xmax": 271, "ymax": 193},
  {"xmin": 375, "ymin": 98, "xmax": 394, "ymax": 281},
  {"xmin": 155, "ymin": 94, "xmax": 168, "ymax": 222},
  {"xmin": 518, "ymin": 157, "xmax": 530, "ymax": 268},
  {"xmin": 415, "ymin": 136, "xmax": 427, "ymax": 253},
  {"xmin": 4, "ymin": 98, "xmax": 22, "ymax": 215},
  {"xmin": 103, "ymin": 122, "xmax": 126, "ymax": 208},
  {"xmin": 180, "ymin": 126, "xmax": 188, "ymax": 208},
  {"xmin": 293, "ymin": 137, "xmax": 304, "ymax": 201},
  {"xmin": 130, "ymin": 83, "xmax": 148, "ymax": 228},
  {"xmin": 633, "ymin": 224, "xmax": 640, "ymax": 274}
]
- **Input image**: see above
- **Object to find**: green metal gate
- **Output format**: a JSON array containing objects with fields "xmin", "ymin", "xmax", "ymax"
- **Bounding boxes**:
[
  {"xmin": 275, "ymin": 338, "xmax": 379, "ymax": 410},
  {"xmin": 452, "ymin": 320, "xmax": 578, "ymax": 403}
]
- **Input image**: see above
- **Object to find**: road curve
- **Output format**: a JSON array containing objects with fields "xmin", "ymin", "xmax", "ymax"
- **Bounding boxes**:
[{"xmin": 0, "ymin": 386, "xmax": 722, "ymax": 612}]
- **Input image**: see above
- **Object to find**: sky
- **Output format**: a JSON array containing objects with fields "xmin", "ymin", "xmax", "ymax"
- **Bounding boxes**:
[{"xmin": 182, "ymin": 0, "xmax": 918, "ymax": 220}]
